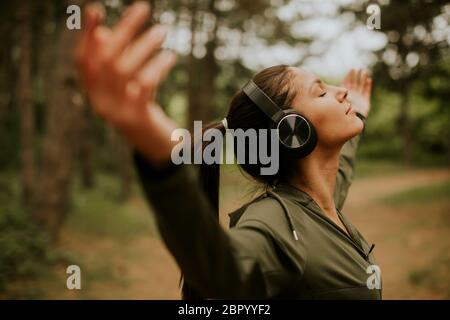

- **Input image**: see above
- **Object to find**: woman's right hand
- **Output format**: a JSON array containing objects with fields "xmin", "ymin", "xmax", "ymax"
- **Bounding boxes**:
[
  {"xmin": 75, "ymin": 1, "xmax": 177, "ymax": 167},
  {"xmin": 342, "ymin": 69, "xmax": 372, "ymax": 119}
]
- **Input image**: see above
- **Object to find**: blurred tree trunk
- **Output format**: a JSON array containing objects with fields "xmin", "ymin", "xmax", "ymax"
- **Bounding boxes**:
[
  {"xmin": 0, "ymin": 4, "xmax": 16, "ymax": 120},
  {"xmin": 201, "ymin": 0, "xmax": 219, "ymax": 120},
  {"xmin": 447, "ymin": 131, "xmax": 450, "ymax": 166},
  {"xmin": 35, "ymin": 0, "xmax": 55, "ymax": 113},
  {"xmin": 17, "ymin": 0, "xmax": 35, "ymax": 208},
  {"xmin": 187, "ymin": 0, "xmax": 200, "ymax": 131},
  {"xmin": 118, "ymin": 140, "xmax": 133, "ymax": 202},
  {"xmin": 398, "ymin": 85, "xmax": 412, "ymax": 165},
  {"xmin": 33, "ymin": 0, "xmax": 86, "ymax": 239},
  {"xmin": 108, "ymin": 128, "xmax": 133, "ymax": 202},
  {"xmin": 187, "ymin": 0, "xmax": 218, "ymax": 131},
  {"xmin": 79, "ymin": 111, "xmax": 95, "ymax": 189}
]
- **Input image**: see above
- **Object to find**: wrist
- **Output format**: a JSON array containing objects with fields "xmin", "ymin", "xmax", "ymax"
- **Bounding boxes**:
[{"xmin": 118, "ymin": 111, "xmax": 176, "ymax": 169}]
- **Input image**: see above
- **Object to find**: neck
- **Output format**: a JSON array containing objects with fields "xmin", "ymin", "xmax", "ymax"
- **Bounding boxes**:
[{"xmin": 289, "ymin": 144, "xmax": 342, "ymax": 218}]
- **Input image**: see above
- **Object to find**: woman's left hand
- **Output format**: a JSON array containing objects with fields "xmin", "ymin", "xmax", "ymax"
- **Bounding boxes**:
[{"xmin": 342, "ymin": 69, "xmax": 372, "ymax": 118}]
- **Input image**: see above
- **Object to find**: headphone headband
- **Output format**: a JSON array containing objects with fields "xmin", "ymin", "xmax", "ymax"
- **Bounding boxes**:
[{"xmin": 242, "ymin": 80, "xmax": 285, "ymax": 123}]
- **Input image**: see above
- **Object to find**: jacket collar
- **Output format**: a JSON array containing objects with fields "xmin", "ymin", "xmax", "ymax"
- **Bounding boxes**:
[
  {"xmin": 272, "ymin": 183, "xmax": 331, "ymax": 222},
  {"xmin": 272, "ymin": 183, "xmax": 314, "ymax": 207},
  {"xmin": 273, "ymin": 183, "xmax": 367, "ymax": 256}
]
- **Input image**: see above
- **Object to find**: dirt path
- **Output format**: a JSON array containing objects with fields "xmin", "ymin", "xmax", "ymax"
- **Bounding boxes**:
[
  {"xmin": 53, "ymin": 168, "xmax": 449, "ymax": 299},
  {"xmin": 346, "ymin": 168, "xmax": 450, "ymax": 207},
  {"xmin": 344, "ymin": 168, "xmax": 450, "ymax": 299}
]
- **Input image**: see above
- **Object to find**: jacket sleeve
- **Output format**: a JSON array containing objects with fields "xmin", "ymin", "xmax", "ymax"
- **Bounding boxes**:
[
  {"xmin": 133, "ymin": 151, "xmax": 288, "ymax": 299},
  {"xmin": 334, "ymin": 133, "xmax": 362, "ymax": 211}
]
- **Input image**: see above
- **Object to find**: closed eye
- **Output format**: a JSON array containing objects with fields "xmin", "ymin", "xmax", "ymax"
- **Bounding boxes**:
[{"xmin": 319, "ymin": 92, "xmax": 327, "ymax": 97}]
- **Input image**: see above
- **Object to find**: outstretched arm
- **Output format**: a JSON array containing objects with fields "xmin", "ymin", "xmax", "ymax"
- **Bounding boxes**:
[
  {"xmin": 76, "ymin": 2, "xmax": 289, "ymax": 299},
  {"xmin": 334, "ymin": 69, "xmax": 372, "ymax": 210}
]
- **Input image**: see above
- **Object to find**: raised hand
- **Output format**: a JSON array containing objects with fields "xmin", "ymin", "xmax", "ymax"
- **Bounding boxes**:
[
  {"xmin": 342, "ymin": 69, "xmax": 372, "ymax": 118},
  {"xmin": 75, "ymin": 1, "xmax": 178, "ymax": 167}
]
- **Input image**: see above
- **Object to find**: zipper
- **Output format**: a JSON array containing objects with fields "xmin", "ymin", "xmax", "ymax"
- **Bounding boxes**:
[
  {"xmin": 301, "ymin": 199, "xmax": 369, "ymax": 260},
  {"xmin": 274, "ymin": 185, "xmax": 371, "ymax": 261},
  {"xmin": 336, "ymin": 209, "xmax": 364, "ymax": 250}
]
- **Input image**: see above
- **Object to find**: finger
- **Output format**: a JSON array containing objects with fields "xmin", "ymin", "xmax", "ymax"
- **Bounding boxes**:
[
  {"xmin": 115, "ymin": 25, "xmax": 169, "ymax": 79},
  {"xmin": 94, "ymin": 26, "xmax": 112, "ymax": 46},
  {"xmin": 125, "ymin": 80, "xmax": 143, "ymax": 102},
  {"xmin": 79, "ymin": 27, "xmax": 113, "ymax": 107},
  {"xmin": 76, "ymin": 4, "xmax": 105, "ymax": 88},
  {"xmin": 103, "ymin": 1, "xmax": 151, "ymax": 61},
  {"xmin": 75, "ymin": 3, "xmax": 104, "ymax": 65},
  {"xmin": 360, "ymin": 70, "xmax": 368, "ymax": 91},
  {"xmin": 363, "ymin": 78, "xmax": 372, "ymax": 96},
  {"xmin": 137, "ymin": 51, "xmax": 177, "ymax": 101},
  {"xmin": 83, "ymin": 26, "xmax": 112, "ymax": 82},
  {"xmin": 82, "ymin": 26, "xmax": 111, "ymax": 72},
  {"xmin": 348, "ymin": 69, "xmax": 355, "ymax": 88},
  {"xmin": 342, "ymin": 70, "xmax": 351, "ymax": 87},
  {"xmin": 356, "ymin": 69, "xmax": 362, "ymax": 88}
]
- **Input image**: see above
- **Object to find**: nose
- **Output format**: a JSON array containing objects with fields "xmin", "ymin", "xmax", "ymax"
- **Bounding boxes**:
[{"xmin": 336, "ymin": 87, "xmax": 348, "ymax": 103}]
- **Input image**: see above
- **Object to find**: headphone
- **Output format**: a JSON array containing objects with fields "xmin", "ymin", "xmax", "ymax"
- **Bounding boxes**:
[{"xmin": 242, "ymin": 79, "xmax": 318, "ymax": 158}]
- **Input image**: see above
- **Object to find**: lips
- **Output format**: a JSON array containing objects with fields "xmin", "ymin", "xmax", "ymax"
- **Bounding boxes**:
[{"xmin": 345, "ymin": 103, "xmax": 353, "ymax": 115}]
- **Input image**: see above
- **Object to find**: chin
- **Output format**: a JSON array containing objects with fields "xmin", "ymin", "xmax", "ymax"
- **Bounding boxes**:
[
  {"xmin": 349, "ymin": 115, "xmax": 365, "ymax": 136},
  {"xmin": 341, "ymin": 121, "xmax": 364, "ymax": 143}
]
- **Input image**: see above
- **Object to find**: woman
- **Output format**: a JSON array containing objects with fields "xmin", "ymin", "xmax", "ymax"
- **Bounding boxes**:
[{"xmin": 76, "ymin": 2, "xmax": 380, "ymax": 299}]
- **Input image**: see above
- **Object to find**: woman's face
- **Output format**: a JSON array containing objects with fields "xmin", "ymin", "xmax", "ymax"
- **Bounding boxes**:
[{"xmin": 289, "ymin": 67, "xmax": 364, "ymax": 148}]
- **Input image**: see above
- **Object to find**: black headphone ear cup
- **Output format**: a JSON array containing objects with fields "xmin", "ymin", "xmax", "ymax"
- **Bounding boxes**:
[{"xmin": 276, "ymin": 111, "xmax": 318, "ymax": 158}]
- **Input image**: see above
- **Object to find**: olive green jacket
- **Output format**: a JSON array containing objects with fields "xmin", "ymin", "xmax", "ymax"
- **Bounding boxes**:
[{"xmin": 134, "ymin": 134, "xmax": 382, "ymax": 299}]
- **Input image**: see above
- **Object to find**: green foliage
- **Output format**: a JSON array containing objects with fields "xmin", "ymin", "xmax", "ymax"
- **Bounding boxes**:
[
  {"xmin": 68, "ymin": 174, "xmax": 158, "ymax": 240},
  {"xmin": 358, "ymin": 81, "xmax": 449, "ymax": 164},
  {"xmin": 409, "ymin": 255, "xmax": 450, "ymax": 297},
  {"xmin": 380, "ymin": 180, "xmax": 450, "ymax": 205},
  {"xmin": 354, "ymin": 159, "xmax": 407, "ymax": 178},
  {"xmin": 0, "ymin": 182, "xmax": 52, "ymax": 293}
]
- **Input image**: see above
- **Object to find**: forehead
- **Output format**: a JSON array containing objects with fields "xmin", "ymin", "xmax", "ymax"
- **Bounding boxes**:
[{"xmin": 290, "ymin": 67, "xmax": 318, "ymax": 93}]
